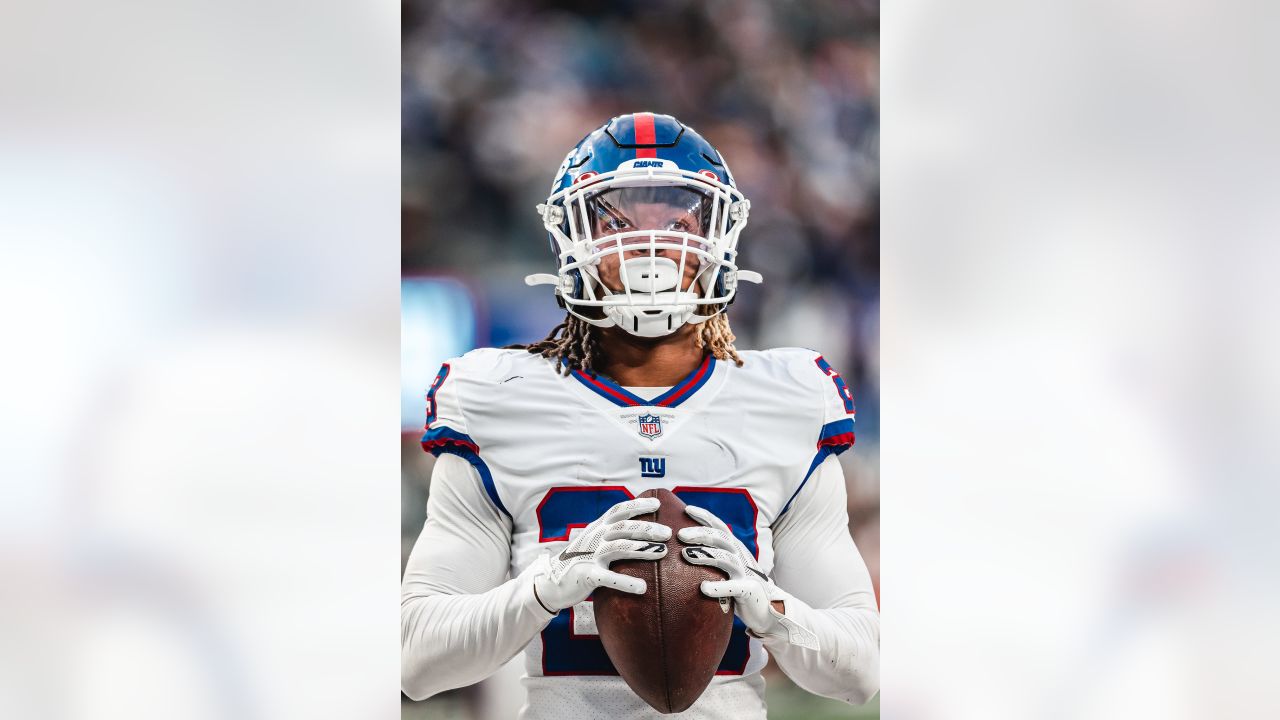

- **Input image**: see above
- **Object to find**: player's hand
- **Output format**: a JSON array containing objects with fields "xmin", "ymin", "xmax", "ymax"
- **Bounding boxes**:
[
  {"xmin": 678, "ymin": 505, "xmax": 819, "ymax": 650},
  {"xmin": 531, "ymin": 497, "xmax": 671, "ymax": 613}
]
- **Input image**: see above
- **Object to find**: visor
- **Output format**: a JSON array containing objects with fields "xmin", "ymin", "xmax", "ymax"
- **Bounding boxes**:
[{"xmin": 576, "ymin": 186, "xmax": 713, "ymax": 245}]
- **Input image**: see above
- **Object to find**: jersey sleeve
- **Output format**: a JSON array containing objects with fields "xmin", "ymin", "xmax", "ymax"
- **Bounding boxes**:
[
  {"xmin": 779, "ymin": 351, "xmax": 858, "ymax": 518},
  {"xmin": 768, "ymin": 455, "xmax": 880, "ymax": 703},
  {"xmin": 419, "ymin": 359, "xmax": 510, "ymax": 518},
  {"xmin": 813, "ymin": 353, "xmax": 857, "ymax": 451},
  {"xmin": 402, "ymin": 454, "xmax": 555, "ymax": 700}
]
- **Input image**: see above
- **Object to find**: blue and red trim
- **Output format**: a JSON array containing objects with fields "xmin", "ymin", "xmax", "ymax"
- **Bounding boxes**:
[
  {"xmin": 568, "ymin": 355, "xmax": 715, "ymax": 408},
  {"xmin": 420, "ymin": 424, "xmax": 477, "ymax": 454},
  {"xmin": 420, "ymin": 425, "xmax": 510, "ymax": 518},
  {"xmin": 570, "ymin": 368, "xmax": 648, "ymax": 406},
  {"xmin": 777, "ymin": 418, "xmax": 857, "ymax": 519},
  {"xmin": 652, "ymin": 354, "xmax": 714, "ymax": 407},
  {"xmin": 818, "ymin": 417, "xmax": 856, "ymax": 449}
]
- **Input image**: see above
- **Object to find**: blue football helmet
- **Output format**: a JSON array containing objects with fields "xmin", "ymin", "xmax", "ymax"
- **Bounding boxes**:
[{"xmin": 526, "ymin": 113, "xmax": 761, "ymax": 337}]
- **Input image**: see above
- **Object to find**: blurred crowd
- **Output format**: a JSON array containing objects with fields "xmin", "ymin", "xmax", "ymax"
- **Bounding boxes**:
[{"xmin": 402, "ymin": 1, "xmax": 879, "ymax": 716}]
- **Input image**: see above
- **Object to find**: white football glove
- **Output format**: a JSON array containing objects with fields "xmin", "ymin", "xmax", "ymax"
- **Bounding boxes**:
[
  {"xmin": 531, "ymin": 496, "xmax": 671, "ymax": 613},
  {"xmin": 678, "ymin": 505, "xmax": 819, "ymax": 650}
]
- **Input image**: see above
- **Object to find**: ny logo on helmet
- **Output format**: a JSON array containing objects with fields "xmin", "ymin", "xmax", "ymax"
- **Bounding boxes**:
[{"xmin": 638, "ymin": 413, "xmax": 662, "ymax": 439}]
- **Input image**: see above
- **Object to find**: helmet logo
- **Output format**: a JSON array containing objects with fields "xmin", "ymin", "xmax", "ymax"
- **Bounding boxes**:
[
  {"xmin": 573, "ymin": 171, "xmax": 599, "ymax": 184},
  {"xmin": 698, "ymin": 170, "xmax": 718, "ymax": 181},
  {"xmin": 619, "ymin": 158, "xmax": 675, "ymax": 171}
]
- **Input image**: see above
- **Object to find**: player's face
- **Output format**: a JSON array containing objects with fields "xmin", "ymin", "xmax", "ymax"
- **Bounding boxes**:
[{"xmin": 588, "ymin": 188, "xmax": 710, "ymax": 294}]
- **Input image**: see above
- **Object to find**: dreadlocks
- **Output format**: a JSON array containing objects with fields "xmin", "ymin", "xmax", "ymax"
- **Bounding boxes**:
[
  {"xmin": 516, "ymin": 315, "xmax": 604, "ymax": 377},
  {"xmin": 513, "ymin": 313, "xmax": 743, "ymax": 376},
  {"xmin": 699, "ymin": 313, "xmax": 743, "ymax": 368}
]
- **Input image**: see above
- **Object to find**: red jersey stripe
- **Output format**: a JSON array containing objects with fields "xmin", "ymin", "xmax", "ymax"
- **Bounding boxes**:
[{"xmin": 655, "ymin": 354, "xmax": 711, "ymax": 407}]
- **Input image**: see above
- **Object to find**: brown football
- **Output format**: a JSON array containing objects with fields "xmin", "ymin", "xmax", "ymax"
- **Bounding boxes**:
[{"xmin": 594, "ymin": 488, "xmax": 734, "ymax": 714}]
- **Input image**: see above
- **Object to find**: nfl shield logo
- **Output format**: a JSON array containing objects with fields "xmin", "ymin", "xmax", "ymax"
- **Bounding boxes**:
[{"xmin": 638, "ymin": 413, "xmax": 662, "ymax": 439}]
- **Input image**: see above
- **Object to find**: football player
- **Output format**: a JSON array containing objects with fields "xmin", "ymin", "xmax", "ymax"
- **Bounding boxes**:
[{"xmin": 403, "ymin": 113, "xmax": 879, "ymax": 718}]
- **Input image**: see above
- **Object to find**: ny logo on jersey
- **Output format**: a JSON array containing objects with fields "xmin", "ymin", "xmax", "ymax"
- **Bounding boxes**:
[
  {"xmin": 637, "ymin": 413, "xmax": 663, "ymax": 439},
  {"xmin": 639, "ymin": 456, "xmax": 666, "ymax": 478}
]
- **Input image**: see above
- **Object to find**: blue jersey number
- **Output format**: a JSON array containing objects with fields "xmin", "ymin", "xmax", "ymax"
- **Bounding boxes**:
[
  {"xmin": 536, "ymin": 486, "xmax": 759, "ymax": 676},
  {"xmin": 815, "ymin": 356, "xmax": 856, "ymax": 414}
]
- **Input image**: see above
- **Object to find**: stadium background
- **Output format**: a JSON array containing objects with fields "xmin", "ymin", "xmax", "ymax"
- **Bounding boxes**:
[{"xmin": 401, "ymin": 1, "xmax": 879, "ymax": 717}]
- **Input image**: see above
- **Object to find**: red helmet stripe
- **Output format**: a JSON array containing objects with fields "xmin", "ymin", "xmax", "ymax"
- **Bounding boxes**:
[{"xmin": 634, "ymin": 112, "xmax": 657, "ymax": 158}]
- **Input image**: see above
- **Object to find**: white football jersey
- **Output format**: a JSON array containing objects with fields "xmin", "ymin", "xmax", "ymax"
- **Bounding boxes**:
[{"xmin": 421, "ymin": 347, "xmax": 857, "ymax": 719}]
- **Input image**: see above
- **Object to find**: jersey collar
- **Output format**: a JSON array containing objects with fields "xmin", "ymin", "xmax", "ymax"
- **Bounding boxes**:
[{"xmin": 567, "ymin": 354, "xmax": 716, "ymax": 408}]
